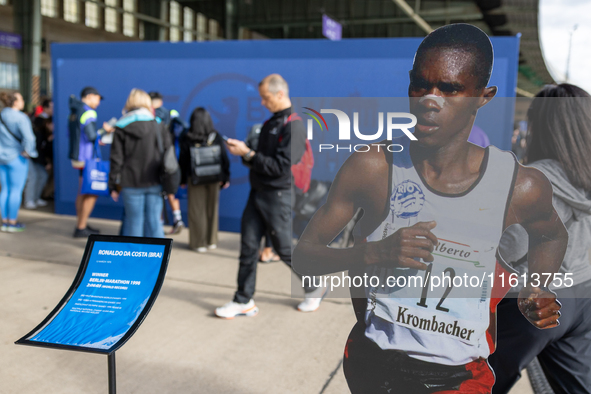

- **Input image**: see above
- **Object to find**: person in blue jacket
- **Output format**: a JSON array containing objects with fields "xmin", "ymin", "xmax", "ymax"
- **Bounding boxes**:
[
  {"xmin": 68, "ymin": 86, "xmax": 114, "ymax": 238},
  {"xmin": 0, "ymin": 92, "xmax": 38, "ymax": 232}
]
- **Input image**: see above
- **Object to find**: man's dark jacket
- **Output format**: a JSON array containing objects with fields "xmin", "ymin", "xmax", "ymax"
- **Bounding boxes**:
[{"xmin": 248, "ymin": 107, "xmax": 306, "ymax": 191}]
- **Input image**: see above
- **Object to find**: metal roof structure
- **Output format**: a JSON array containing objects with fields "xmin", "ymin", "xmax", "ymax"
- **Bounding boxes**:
[{"xmin": 178, "ymin": 0, "xmax": 553, "ymax": 96}]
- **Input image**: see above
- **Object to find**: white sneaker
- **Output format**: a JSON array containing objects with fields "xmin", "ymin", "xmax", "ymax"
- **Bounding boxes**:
[
  {"xmin": 215, "ymin": 300, "xmax": 259, "ymax": 319},
  {"xmin": 208, "ymin": 244, "xmax": 217, "ymax": 250},
  {"xmin": 24, "ymin": 201, "xmax": 37, "ymax": 209},
  {"xmin": 36, "ymin": 199, "xmax": 48, "ymax": 207},
  {"xmin": 297, "ymin": 286, "xmax": 329, "ymax": 312},
  {"xmin": 195, "ymin": 247, "xmax": 208, "ymax": 253}
]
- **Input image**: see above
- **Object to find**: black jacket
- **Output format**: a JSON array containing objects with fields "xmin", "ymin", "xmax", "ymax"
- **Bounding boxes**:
[
  {"xmin": 32, "ymin": 113, "xmax": 53, "ymax": 166},
  {"xmin": 179, "ymin": 131, "xmax": 230, "ymax": 186},
  {"xmin": 108, "ymin": 109, "xmax": 172, "ymax": 191},
  {"xmin": 248, "ymin": 107, "xmax": 306, "ymax": 191}
]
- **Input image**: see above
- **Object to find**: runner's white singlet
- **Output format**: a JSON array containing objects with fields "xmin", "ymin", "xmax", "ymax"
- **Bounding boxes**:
[{"xmin": 364, "ymin": 137, "xmax": 518, "ymax": 365}]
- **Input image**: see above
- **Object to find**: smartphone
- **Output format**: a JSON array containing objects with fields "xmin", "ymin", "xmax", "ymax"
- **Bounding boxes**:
[{"xmin": 221, "ymin": 135, "xmax": 229, "ymax": 142}]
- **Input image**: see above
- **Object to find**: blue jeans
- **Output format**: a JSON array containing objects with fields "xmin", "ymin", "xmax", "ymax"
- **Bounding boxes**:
[
  {"xmin": 121, "ymin": 185, "xmax": 164, "ymax": 238},
  {"xmin": 0, "ymin": 155, "xmax": 29, "ymax": 221},
  {"xmin": 24, "ymin": 160, "xmax": 49, "ymax": 204}
]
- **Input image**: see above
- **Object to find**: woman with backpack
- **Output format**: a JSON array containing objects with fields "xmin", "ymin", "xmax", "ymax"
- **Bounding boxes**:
[
  {"xmin": 0, "ymin": 92, "xmax": 38, "ymax": 232},
  {"xmin": 179, "ymin": 107, "xmax": 230, "ymax": 252},
  {"xmin": 109, "ymin": 89, "xmax": 172, "ymax": 238}
]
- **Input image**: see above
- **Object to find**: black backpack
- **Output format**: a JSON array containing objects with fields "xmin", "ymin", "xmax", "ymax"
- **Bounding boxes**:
[
  {"xmin": 189, "ymin": 132, "xmax": 223, "ymax": 185},
  {"xmin": 155, "ymin": 123, "xmax": 181, "ymax": 195}
]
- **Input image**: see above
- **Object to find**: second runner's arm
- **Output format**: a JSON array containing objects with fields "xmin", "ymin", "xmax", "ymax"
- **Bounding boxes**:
[{"xmin": 509, "ymin": 165, "xmax": 568, "ymax": 329}]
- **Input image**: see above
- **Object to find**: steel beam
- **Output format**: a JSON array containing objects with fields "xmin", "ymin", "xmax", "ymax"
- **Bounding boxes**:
[
  {"xmin": 391, "ymin": 0, "xmax": 433, "ymax": 34},
  {"xmin": 241, "ymin": 12, "xmax": 482, "ymax": 30}
]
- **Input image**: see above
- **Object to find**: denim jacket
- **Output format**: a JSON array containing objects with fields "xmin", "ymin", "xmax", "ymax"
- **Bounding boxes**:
[{"xmin": 0, "ymin": 107, "xmax": 38, "ymax": 164}]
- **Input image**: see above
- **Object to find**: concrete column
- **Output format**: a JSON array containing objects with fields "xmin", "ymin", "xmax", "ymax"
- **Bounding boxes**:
[
  {"xmin": 13, "ymin": 0, "xmax": 42, "ymax": 108},
  {"xmin": 31, "ymin": 0, "xmax": 41, "ymax": 106},
  {"xmin": 159, "ymin": 0, "xmax": 169, "ymax": 42},
  {"xmin": 138, "ymin": 0, "xmax": 163, "ymax": 41},
  {"xmin": 225, "ymin": 0, "xmax": 235, "ymax": 40}
]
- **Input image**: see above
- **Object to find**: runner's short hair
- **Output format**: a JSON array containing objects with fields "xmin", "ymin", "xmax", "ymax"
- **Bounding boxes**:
[{"xmin": 414, "ymin": 23, "xmax": 494, "ymax": 89}]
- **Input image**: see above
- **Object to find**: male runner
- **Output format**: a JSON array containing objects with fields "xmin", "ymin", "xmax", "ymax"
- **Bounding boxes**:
[{"xmin": 293, "ymin": 24, "xmax": 567, "ymax": 393}]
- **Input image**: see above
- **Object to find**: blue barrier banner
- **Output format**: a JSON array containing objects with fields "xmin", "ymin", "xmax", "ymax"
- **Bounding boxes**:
[
  {"xmin": 16, "ymin": 235, "xmax": 172, "ymax": 354},
  {"xmin": 51, "ymin": 37, "xmax": 520, "ymax": 231}
]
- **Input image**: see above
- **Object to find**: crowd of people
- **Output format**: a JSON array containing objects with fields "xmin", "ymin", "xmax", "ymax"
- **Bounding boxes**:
[
  {"xmin": 66, "ymin": 86, "xmax": 232, "ymax": 244},
  {"xmin": 0, "ymin": 92, "xmax": 53, "ymax": 232},
  {"xmin": 0, "ymin": 72, "xmax": 328, "ymax": 313}
]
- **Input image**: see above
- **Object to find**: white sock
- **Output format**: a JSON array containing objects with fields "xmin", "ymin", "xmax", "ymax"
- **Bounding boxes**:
[{"xmin": 173, "ymin": 210, "xmax": 182, "ymax": 222}]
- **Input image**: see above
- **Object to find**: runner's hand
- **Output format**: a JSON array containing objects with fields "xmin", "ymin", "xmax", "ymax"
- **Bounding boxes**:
[
  {"xmin": 365, "ymin": 221, "xmax": 437, "ymax": 270},
  {"xmin": 518, "ymin": 286, "xmax": 561, "ymax": 329}
]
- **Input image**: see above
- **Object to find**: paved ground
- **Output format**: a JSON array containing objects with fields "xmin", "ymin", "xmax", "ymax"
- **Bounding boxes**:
[{"xmin": 0, "ymin": 209, "xmax": 534, "ymax": 394}]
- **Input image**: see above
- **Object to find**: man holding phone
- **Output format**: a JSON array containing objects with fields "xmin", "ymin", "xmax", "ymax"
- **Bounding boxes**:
[{"xmin": 215, "ymin": 74, "xmax": 326, "ymax": 319}]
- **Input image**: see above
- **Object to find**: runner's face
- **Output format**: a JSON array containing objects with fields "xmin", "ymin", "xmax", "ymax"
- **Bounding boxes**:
[{"xmin": 408, "ymin": 48, "xmax": 488, "ymax": 147}]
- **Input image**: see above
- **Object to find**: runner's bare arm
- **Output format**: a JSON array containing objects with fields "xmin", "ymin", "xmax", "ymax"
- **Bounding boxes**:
[
  {"xmin": 293, "ymin": 147, "xmax": 437, "ymax": 277},
  {"xmin": 507, "ymin": 165, "xmax": 568, "ymax": 329}
]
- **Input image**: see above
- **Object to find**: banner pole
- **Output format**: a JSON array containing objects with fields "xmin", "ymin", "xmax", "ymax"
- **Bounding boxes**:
[{"xmin": 108, "ymin": 352, "xmax": 116, "ymax": 394}]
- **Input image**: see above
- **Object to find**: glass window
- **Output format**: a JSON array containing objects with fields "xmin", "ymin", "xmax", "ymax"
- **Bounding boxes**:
[
  {"xmin": 208, "ymin": 19, "xmax": 219, "ymax": 40},
  {"xmin": 105, "ymin": 0, "xmax": 118, "ymax": 33},
  {"xmin": 196, "ymin": 13, "xmax": 206, "ymax": 42},
  {"xmin": 10, "ymin": 63, "xmax": 18, "ymax": 90},
  {"xmin": 123, "ymin": 0, "xmax": 135, "ymax": 37},
  {"xmin": 0, "ymin": 63, "xmax": 20, "ymax": 90},
  {"xmin": 0, "ymin": 63, "xmax": 5, "ymax": 89},
  {"xmin": 41, "ymin": 0, "xmax": 57, "ymax": 18},
  {"xmin": 64, "ymin": 0, "xmax": 79, "ymax": 23},
  {"xmin": 0, "ymin": 0, "xmax": 8, "ymax": 5},
  {"xmin": 183, "ymin": 7, "xmax": 194, "ymax": 42},
  {"xmin": 169, "ymin": 1, "xmax": 180, "ymax": 42},
  {"xmin": 85, "ymin": 2, "xmax": 99, "ymax": 28}
]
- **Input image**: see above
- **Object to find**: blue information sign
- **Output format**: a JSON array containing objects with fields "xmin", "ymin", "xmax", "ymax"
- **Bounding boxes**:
[
  {"xmin": 16, "ymin": 235, "xmax": 172, "ymax": 354},
  {"xmin": 0, "ymin": 31, "xmax": 22, "ymax": 49}
]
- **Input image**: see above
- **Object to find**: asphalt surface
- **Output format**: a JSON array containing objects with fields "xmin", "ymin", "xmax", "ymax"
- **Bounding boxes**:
[{"xmin": 0, "ymin": 209, "xmax": 534, "ymax": 393}]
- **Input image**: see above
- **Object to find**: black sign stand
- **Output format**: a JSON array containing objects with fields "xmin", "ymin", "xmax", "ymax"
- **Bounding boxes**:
[
  {"xmin": 16, "ymin": 235, "xmax": 172, "ymax": 394},
  {"xmin": 108, "ymin": 352, "xmax": 117, "ymax": 394}
]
